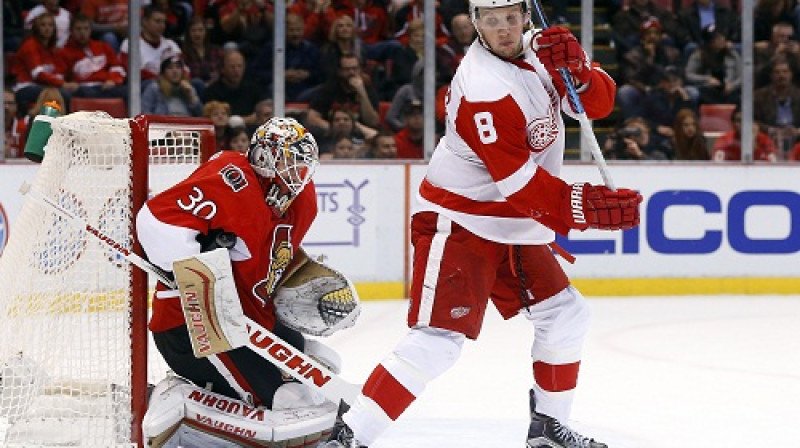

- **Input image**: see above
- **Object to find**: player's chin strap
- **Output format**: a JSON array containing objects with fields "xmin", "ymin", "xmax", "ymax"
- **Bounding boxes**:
[{"xmin": 474, "ymin": 23, "xmax": 532, "ymax": 60}]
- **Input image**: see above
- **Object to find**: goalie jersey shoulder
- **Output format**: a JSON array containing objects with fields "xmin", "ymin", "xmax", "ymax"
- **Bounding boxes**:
[
  {"xmin": 195, "ymin": 151, "xmax": 260, "ymax": 195},
  {"xmin": 143, "ymin": 152, "xmax": 270, "ymax": 234}
]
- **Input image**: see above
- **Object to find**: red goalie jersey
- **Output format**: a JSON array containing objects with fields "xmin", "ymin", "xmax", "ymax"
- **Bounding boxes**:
[
  {"xmin": 136, "ymin": 151, "xmax": 317, "ymax": 333},
  {"xmin": 417, "ymin": 32, "xmax": 615, "ymax": 242}
]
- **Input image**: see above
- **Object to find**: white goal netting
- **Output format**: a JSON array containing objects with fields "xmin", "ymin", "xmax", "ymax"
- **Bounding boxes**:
[{"xmin": 0, "ymin": 112, "xmax": 212, "ymax": 447}]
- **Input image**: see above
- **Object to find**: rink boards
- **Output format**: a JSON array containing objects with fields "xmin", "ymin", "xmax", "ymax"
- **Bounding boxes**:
[{"xmin": 1, "ymin": 161, "xmax": 798, "ymax": 297}]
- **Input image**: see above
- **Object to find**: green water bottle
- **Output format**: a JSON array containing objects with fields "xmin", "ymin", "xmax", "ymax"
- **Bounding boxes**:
[{"xmin": 23, "ymin": 101, "xmax": 62, "ymax": 163}]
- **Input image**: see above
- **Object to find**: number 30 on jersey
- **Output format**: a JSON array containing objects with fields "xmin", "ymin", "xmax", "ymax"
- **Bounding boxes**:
[{"xmin": 177, "ymin": 187, "xmax": 217, "ymax": 220}]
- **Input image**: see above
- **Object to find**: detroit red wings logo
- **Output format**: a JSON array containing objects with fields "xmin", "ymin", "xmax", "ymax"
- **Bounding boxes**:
[
  {"xmin": 526, "ymin": 86, "xmax": 560, "ymax": 152},
  {"xmin": 527, "ymin": 117, "xmax": 558, "ymax": 151}
]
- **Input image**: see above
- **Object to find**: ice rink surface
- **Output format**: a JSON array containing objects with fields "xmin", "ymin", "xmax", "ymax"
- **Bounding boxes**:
[{"xmin": 322, "ymin": 295, "xmax": 800, "ymax": 448}]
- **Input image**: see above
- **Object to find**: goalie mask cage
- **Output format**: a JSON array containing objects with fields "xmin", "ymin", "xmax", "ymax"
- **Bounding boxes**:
[{"xmin": 0, "ymin": 112, "xmax": 215, "ymax": 447}]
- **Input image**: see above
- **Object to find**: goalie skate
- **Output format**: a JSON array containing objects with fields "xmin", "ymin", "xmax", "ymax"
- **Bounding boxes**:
[{"xmin": 526, "ymin": 390, "xmax": 606, "ymax": 448}]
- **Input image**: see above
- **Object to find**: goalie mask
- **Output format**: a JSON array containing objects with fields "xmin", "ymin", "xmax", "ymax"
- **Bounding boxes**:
[{"xmin": 248, "ymin": 117, "xmax": 319, "ymax": 216}]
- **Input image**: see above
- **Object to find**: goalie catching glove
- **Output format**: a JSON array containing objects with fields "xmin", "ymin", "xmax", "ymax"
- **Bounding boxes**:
[
  {"xmin": 532, "ymin": 26, "xmax": 592, "ymax": 84},
  {"xmin": 273, "ymin": 249, "xmax": 360, "ymax": 337}
]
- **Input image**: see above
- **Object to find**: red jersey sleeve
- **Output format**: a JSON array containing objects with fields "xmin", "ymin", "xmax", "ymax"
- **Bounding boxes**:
[
  {"xmin": 548, "ymin": 63, "xmax": 616, "ymax": 120},
  {"xmin": 455, "ymin": 95, "xmax": 529, "ymax": 180},
  {"xmin": 455, "ymin": 95, "xmax": 545, "ymax": 208},
  {"xmin": 144, "ymin": 171, "xmax": 220, "ymax": 236},
  {"xmin": 577, "ymin": 66, "xmax": 616, "ymax": 119}
]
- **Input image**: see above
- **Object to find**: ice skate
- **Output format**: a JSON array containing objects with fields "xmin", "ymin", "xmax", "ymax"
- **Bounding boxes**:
[
  {"xmin": 526, "ymin": 390, "xmax": 607, "ymax": 448},
  {"xmin": 319, "ymin": 403, "xmax": 367, "ymax": 448}
]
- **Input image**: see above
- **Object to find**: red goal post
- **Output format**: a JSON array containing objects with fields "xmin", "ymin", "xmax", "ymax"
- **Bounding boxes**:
[{"xmin": 0, "ymin": 112, "xmax": 215, "ymax": 447}]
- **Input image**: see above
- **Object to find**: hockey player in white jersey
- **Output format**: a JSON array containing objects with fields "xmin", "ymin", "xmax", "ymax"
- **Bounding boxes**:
[{"xmin": 321, "ymin": 0, "xmax": 643, "ymax": 447}]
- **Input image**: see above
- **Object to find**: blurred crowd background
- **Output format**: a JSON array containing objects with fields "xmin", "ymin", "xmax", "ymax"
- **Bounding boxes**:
[{"xmin": 4, "ymin": 0, "xmax": 800, "ymax": 162}]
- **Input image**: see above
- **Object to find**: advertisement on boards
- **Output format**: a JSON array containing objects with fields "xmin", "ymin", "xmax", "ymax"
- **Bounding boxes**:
[
  {"xmin": 1, "ymin": 161, "xmax": 798, "ymax": 296},
  {"xmin": 555, "ymin": 164, "xmax": 800, "ymax": 278}
]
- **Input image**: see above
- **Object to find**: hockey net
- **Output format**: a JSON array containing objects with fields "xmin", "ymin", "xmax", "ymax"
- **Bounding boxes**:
[{"xmin": 0, "ymin": 112, "xmax": 215, "ymax": 447}]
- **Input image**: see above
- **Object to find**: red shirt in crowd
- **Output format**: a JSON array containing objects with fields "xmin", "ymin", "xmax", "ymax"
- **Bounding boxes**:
[
  {"xmin": 58, "ymin": 37, "xmax": 126, "ymax": 85},
  {"xmin": 12, "ymin": 37, "xmax": 66, "ymax": 90},
  {"xmin": 712, "ymin": 130, "xmax": 778, "ymax": 162},
  {"xmin": 394, "ymin": 128, "xmax": 424, "ymax": 159}
]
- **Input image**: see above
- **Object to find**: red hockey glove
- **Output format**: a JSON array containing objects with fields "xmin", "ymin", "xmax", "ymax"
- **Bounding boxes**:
[
  {"xmin": 532, "ymin": 26, "xmax": 592, "ymax": 84},
  {"xmin": 562, "ymin": 183, "xmax": 642, "ymax": 231}
]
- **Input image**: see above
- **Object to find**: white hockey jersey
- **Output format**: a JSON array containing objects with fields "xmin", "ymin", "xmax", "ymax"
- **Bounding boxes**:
[{"xmin": 415, "ymin": 31, "xmax": 615, "ymax": 244}]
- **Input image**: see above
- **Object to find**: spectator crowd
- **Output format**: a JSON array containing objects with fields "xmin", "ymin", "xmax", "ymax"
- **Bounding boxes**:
[
  {"xmin": 604, "ymin": 0, "xmax": 800, "ymax": 161},
  {"xmin": 4, "ymin": 0, "xmax": 800, "ymax": 161}
]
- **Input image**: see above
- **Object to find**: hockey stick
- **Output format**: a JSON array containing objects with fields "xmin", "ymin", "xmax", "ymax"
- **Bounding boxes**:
[
  {"xmin": 19, "ymin": 182, "xmax": 361, "ymax": 406},
  {"xmin": 529, "ymin": 0, "xmax": 616, "ymax": 190}
]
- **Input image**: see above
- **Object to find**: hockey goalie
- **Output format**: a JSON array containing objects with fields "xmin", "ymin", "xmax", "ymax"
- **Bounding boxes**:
[{"xmin": 135, "ymin": 117, "xmax": 360, "ymax": 447}]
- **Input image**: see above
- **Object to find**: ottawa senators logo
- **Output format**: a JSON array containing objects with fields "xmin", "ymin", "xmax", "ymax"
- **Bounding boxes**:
[
  {"xmin": 219, "ymin": 164, "xmax": 248, "ymax": 192},
  {"xmin": 252, "ymin": 225, "xmax": 293, "ymax": 306}
]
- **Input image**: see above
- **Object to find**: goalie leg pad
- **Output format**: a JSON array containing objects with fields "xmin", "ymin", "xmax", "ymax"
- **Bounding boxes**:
[
  {"xmin": 273, "ymin": 256, "xmax": 361, "ymax": 337},
  {"xmin": 142, "ymin": 375, "xmax": 190, "ymax": 448},
  {"xmin": 143, "ymin": 374, "xmax": 337, "ymax": 448}
]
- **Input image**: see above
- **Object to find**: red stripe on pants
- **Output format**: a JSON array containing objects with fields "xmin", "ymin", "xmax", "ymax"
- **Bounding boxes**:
[
  {"xmin": 533, "ymin": 360, "xmax": 581, "ymax": 392},
  {"xmin": 362, "ymin": 364, "xmax": 416, "ymax": 420}
]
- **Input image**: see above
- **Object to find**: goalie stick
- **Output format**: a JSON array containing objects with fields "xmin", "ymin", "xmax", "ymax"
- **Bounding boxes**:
[
  {"xmin": 18, "ymin": 182, "xmax": 361, "ymax": 406},
  {"xmin": 529, "ymin": 0, "xmax": 617, "ymax": 191}
]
